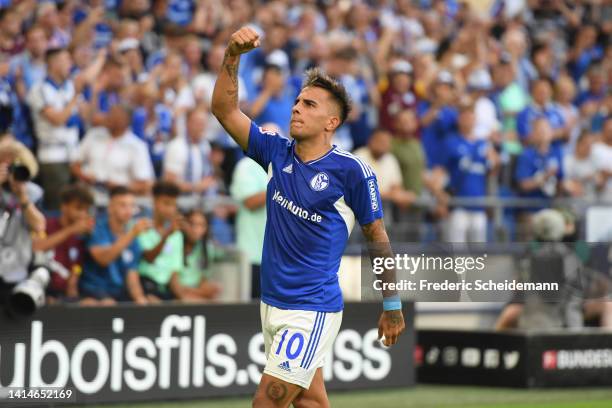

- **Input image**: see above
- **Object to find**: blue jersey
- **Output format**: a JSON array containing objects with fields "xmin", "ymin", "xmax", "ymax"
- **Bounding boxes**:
[
  {"xmin": 515, "ymin": 146, "xmax": 563, "ymax": 208},
  {"xmin": 417, "ymin": 101, "xmax": 458, "ymax": 168},
  {"xmin": 246, "ymin": 122, "xmax": 384, "ymax": 312},
  {"xmin": 81, "ymin": 217, "xmax": 142, "ymax": 299},
  {"xmin": 444, "ymin": 134, "xmax": 490, "ymax": 210}
]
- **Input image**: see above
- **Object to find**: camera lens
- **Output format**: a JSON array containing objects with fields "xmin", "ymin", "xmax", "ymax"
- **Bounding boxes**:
[{"xmin": 9, "ymin": 163, "xmax": 30, "ymax": 182}]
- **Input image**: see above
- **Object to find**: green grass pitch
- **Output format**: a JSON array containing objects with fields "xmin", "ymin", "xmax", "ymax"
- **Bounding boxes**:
[{"xmin": 85, "ymin": 385, "xmax": 612, "ymax": 408}]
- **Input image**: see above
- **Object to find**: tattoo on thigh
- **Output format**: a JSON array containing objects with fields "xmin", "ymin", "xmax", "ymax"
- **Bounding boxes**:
[{"xmin": 266, "ymin": 381, "xmax": 288, "ymax": 401}]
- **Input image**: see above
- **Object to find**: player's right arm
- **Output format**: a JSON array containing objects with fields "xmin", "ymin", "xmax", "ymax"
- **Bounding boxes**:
[{"xmin": 211, "ymin": 27, "xmax": 261, "ymax": 151}]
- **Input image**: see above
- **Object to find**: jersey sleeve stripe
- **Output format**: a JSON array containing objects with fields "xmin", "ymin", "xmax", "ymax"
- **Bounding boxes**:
[
  {"xmin": 333, "ymin": 150, "xmax": 369, "ymax": 178},
  {"xmin": 336, "ymin": 149, "xmax": 374, "ymax": 177},
  {"xmin": 300, "ymin": 312, "xmax": 322, "ymax": 368}
]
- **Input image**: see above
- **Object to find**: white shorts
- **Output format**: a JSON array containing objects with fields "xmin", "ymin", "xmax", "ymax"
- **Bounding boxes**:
[{"xmin": 260, "ymin": 302, "xmax": 343, "ymax": 389}]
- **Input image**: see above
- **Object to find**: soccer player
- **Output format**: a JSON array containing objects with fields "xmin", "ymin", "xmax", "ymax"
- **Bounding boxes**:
[{"xmin": 212, "ymin": 27, "xmax": 405, "ymax": 408}]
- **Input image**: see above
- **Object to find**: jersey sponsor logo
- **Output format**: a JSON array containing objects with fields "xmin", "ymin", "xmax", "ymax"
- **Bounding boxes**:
[
  {"xmin": 278, "ymin": 361, "xmax": 292, "ymax": 372},
  {"xmin": 310, "ymin": 172, "xmax": 330, "ymax": 191},
  {"xmin": 283, "ymin": 164, "xmax": 293, "ymax": 174},
  {"xmin": 368, "ymin": 179, "xmax": 379, "ymax": 211},
  {"xmin": 272, "ymin": 190, "xmax": 323, "ymax": 223}
]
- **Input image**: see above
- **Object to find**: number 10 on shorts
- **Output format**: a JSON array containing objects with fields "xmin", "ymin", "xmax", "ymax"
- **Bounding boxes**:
[{"xmin": 275, "ymin": 330, "xmax": 305, "ymax": 360}]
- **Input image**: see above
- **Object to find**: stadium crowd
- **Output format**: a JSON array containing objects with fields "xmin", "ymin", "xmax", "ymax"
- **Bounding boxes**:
[{"xmin": 0, "ymin": 0, "xmax": 610, "ymax": 306}]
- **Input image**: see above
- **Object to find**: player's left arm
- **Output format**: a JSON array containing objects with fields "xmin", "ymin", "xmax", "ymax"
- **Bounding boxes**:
[{"xmin": 361, "ymin": 219, "xmax": 406, "ymax": 347}]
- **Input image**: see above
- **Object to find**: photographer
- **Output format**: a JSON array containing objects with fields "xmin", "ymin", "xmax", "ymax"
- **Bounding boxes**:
[{"xmin": 0, "ymin": 135, "xmax": 45, "ymax": 309}]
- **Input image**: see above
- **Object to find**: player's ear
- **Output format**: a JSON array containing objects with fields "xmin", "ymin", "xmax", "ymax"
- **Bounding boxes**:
[{"xmin": 325, "ymin": 116, "xmax": 340, "ymax": 132}]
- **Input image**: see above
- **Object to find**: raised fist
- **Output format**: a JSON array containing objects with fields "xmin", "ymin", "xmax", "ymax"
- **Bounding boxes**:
[{"xmin": 227, "ymin": 26, "xmax": 261, "ymax": 56}]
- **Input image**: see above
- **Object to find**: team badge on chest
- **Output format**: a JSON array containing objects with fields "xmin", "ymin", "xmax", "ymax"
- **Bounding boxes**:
[{"xmin": 310, "ymin": 172, "xmax": 330, "ymax": 191}]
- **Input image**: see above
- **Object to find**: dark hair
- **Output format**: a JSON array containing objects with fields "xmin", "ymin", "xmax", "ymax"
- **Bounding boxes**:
[
  {"xmin": 103, "ymin": 56, "xmax": 124, "ymax": 70},
  {"xmin": 302, "ymin": 67, "xmax": 352, "ymax": 125},
  {"xmin": 60, "ymin": 184, "xmax": 94, "ymax": 206},
  {"xmin": 530, "ymin": 76, "xmax": 553, "ymax": 90},
  {"xmin": 333, "ymin": 47, "xmax": 358, "ymax": 61},
  {"xmin": 153, "ymin": 180, "xmax": 180, "ymax": 198},
  {"xmin": 182, "ymin": 209, "xmax": 210, "ymax": 269},
  {"xmin": 109, "ymin": 185, "xmax": 131, "ymax": 198},
  {"xmin": 576, "ymin": 130, "xmax": 592, "ymax": 144},
  {"xmin": 45, "ymin": 47, "xmax": 67, "ymax": 62}
]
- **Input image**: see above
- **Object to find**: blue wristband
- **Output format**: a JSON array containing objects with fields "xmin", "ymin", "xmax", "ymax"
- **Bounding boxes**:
[{"xmin": 383, "ymin": 295, "xmax": 402, "ymax": 311}]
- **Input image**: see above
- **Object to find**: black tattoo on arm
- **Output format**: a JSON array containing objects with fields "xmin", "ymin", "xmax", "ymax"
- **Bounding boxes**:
[
  {"xmin": 266, "ymin": 381, "xmax": 288, "ymax": 402},
  {"xmin": 361, "ymin": 219, "xmax": 398, "ymax": 299},
  {"xmin": 222, "ymin": 51, "xmax": 239, "ymax": 105}
]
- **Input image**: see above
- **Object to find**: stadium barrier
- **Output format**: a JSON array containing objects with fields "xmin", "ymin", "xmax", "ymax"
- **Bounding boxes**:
[
  {"xmin": 417, "ymin": 329, "xmax": 612, "ymax": 387},
  {"xmin": 0, "ymin": 302, "xmax": 414, "ymax": 405}
]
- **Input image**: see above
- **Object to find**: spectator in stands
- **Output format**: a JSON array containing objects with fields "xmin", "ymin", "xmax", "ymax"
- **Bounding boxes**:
[
  {"xmin": 576, "ymin": 64, "xmax": 607, "ymax": 114},
  {"xmin": 515, "ymin": 118, "xmax": 564, "ymax": 201},
  {"xmin": 516, "ymin": 78, "xmax": 567, "ymax": 146},
  {"xmin": 246, "ymin": 52, "xmax": 294, "ymax": 137},
  {"xmin": 568, "ymin": 24, "xmax": 604, "ymax": 83},
  {"xmin": 325, "ymin": 46, "xmax": 376, "ymax": 150},
  {"xmin": 467, "ymin": 69, "xmax": 500, "ymax": 142},
  {"xmin": 88, "ymin": 57, "xmax": 128, "ymax": 127},
  {"xmin": 391, "ymin": 110, "xmax": 424, "ymax": 197},
  {"xmin": 379, "ymin": 60, "xmax": 416, "ymax": 133},
  {"xmin": 564, "ymin": 132, "xmax": 602, "ymax": 204},
  {"xmin": 117, "ymin": 38, "xmax": 147, "ymax": 83},
  {"xmin": 230, "ymin": 149, "xmax": 267, "ymax": 299},
  {"xmin": 72, "ymin": 104, "xmax": 155, "ymax": 204},
  {"xmin": 554, "ymin": 75, "xmax": 580, "ymax": 152},
  {"xmin": 0, "ymin": 7, "xmax": 24, "ymax": 57},
  {"xmin": 158, "ymin": 51, "xmax": 195, "ymax": 125},
  {"xmin": 36, "ymin": 2, "xmax": 70, "ymax": 49},
  {"xmin": 515, "ymin": 118, "xmax": 565, "ymax": 237},
  {"xmin": 170, "ymin": 209, "xmax": 221, "ymax": 302},
  {"xmin": 33, "ymin": 184, "xmax": 94, "ymax": 302},
  {"xmin": 591, "ymin": 117, "xmax": 612, "ymax": 202},
  {"xmin": 137, "ymin": 181, "xmax": 183, "ymax": 301},
  {"xmin": 417, "ymin": 70, "xmax": 458, "ymax": 169},
  {"xmin": 9, "ymin": 25, "xmax": 47, "ymax": 93},
  {"xmin": 355, "ymin": 129, "xmax": 415, "ymax": 211},
  {"xmin": 80, "ymin": 186, "xmax": 152, "ymax": 306},
  {"xmin": 27, "ymin": 48, "xmax": 80, "ymax": 210},
  {"xmin": 490, "ymin": 59, "xmax": 529, "ymax": 145},
  {"xmin": 163, "ymin": 107, "xmax": 216, "ymax": 196},
  {"xmin": 444, "ymin": 102, "xmax": 500, "ymax": 243},
  {"xmin": 131, "ymin": 81, "xmax": 173, "ymax": 177}
]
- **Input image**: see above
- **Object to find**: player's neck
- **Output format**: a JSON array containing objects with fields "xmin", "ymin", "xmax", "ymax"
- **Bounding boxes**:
[{"xmin": 294, "ymin": 138, "xmax": 333, "ymax": 163}]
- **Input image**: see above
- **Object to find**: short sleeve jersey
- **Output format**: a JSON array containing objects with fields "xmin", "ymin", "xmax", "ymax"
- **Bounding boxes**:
[{"xmin": 246, "ymin": 122, "xmax": 384, "ymax": 312}]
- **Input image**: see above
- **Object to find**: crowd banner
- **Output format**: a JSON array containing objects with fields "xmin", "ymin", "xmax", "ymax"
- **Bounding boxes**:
[{"xmin": 0, "ymin": 302, "xmax": 414, "ymax": 405}]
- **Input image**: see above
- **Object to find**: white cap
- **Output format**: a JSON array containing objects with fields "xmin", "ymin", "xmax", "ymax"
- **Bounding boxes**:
[
  {"xmin": 390, "ymin": 60, "xmax": 413, "ymax": 75},
  {"xmin": 436, "ymin": 70, "xmax": 454, "ymax": 85},
  {"xmin": 118, "ymin": 38, "xmax": 140, "ymax": 53},
  {"xmin": 468, "ymin": 69, "xmax": 493, "ymax": 91},
  {"xmin": 265, "ymin": 49, "xmax": 289, "ymax": 71}
]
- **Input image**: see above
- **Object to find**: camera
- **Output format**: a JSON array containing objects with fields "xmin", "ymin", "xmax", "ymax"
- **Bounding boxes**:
[
  {"xmin": 9, "ymin": 161, "xmax": 31, "ymax": 182},
  {"xmin": 9, "ymin": 266, "xmax": 50, "ymax": 317}
]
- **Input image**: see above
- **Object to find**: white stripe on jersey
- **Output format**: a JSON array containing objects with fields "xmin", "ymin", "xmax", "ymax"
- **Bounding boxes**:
[
  {"xmin": 335, "ymin": 149, "xmax": 373, "ymax": 177},
  {"xmin": 333, "ymin": 195, "xmax": 356, "ymax": 236},
  {"xmin": 333, "ymin": 150, "xmax": 373, "ymax": 178}
]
